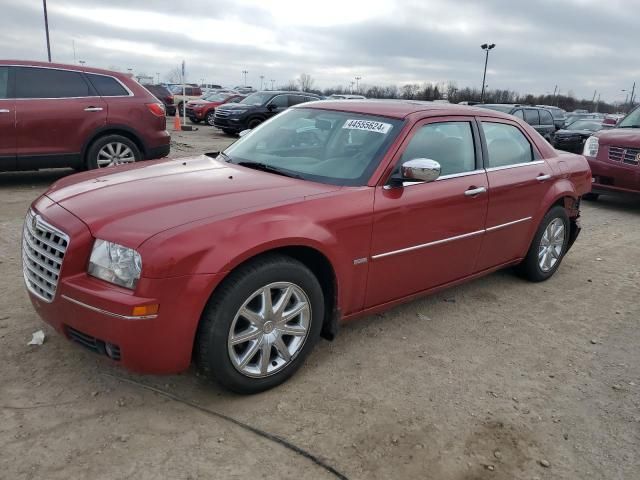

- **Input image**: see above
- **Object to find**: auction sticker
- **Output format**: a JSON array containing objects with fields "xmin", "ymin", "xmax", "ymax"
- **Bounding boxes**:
[{"xmin": 343, "ymin": 119, "xmax": 392, "ymax": 134}]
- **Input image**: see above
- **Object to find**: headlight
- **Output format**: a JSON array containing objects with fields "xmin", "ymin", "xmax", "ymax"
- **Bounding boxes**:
[
  {"xmin": 583, "ymin": 136, "xmax": 599, "ymax": 157},
  {"xmin": 88, "ymin": 239, "xmax": 142, "ymax": 289}
]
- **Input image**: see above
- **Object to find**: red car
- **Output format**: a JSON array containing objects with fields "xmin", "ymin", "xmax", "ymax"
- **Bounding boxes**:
[
  {"xmin": 0, "ymin": 60, "xmax": 170, "ymax": 171},
  {"xmin": 583, "ymin": 105, "xmax": 640, "ymax": 199},
  {"xmin": 186, "ymin": 92, "xmax": 244, "ymax": 126},
  {"xmin": 23, "ymin": 101, "xmax": 591, "ymax": 393}
]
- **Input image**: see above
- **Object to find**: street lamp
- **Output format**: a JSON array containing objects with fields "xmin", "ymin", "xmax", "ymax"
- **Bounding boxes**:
[
  {"xmin": 242, "ymin": 70, "xmax": 248, "ymax": 87},
  {"xmin": 260, "ymin": 75, "xmax": 264, "ymax": 90},
  {"xmin": 270, "ymin": 79, "xmax": 275, "ymax": 90},
  {"xmin": 355, "ymin": 76, "xmax": 362, "ymax": 92},
  {"xmin": 480, "ymin": 43, "xmax": 496, "ymax": 102},
  {"xmin": 42, "ymin": 0, "xmax": 51, "ymax": 62}
]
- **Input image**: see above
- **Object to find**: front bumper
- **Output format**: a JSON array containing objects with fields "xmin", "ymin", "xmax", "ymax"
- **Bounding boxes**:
[
  {"xmin": 186, "ymin": 108, "xmax": 206, "ymax": 120},
  {"xmin": 213, "ymin": 115, "xmax": 242, "ymax": 132},
  {"xmin": 553, "ymin": 137, "xmax": 585, "ymax": 154},
  {"xmin": 587, "ymin": 155, "xmax": 640, "ymax": 195}
]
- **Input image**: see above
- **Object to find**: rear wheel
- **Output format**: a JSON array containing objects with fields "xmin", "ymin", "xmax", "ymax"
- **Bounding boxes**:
[
  {"xmin": 195, "ymin": 254, "xmax": 324, "ymax": 394},
  {"xmin": 516, "ymin": 206, "xmax": 570, "ymax": 282},
  {"xmin": 86, "ymin": 134, "xmax": 141, "ymax": 170},
  {"xmin": 247, "ymin": 117, "xmax": 263, "ymax": 129}
]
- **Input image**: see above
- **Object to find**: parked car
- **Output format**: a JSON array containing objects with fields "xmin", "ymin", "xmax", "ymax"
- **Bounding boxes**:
[
  {"xmin": 552, "ymin": 119, "xmax": 603, "ymax": 153},
  {"xmin": 327, "ymin": 94, "xmax": 367, "ymax": 100},
  {"xmin": 477, "ymin": 104, "xmax": 556, "ymax": 141},
  {"xmin": 144, "ymin": 84, "xmax": 176, "ymax": 116},
  {"xmin": 0, "ymin": 60, "xmax": 170, "ymax": 172},
  {"xmin": 186, "ymin": 92, "xmax": 244, "ymax": 126},
  {"xmin": 23, "ymin": 101, "xmax": 591, "ymax": 393},
  {"xmin": 234, "ymin": 86, "xmax": 256, "ymax": 95},
  {"xmin": 213, "ymin": 90, "xmax": 320, "ymax": 134},
  {"xmin": 602, "ymin": 113, "xmax": 625, "ymax": 129},
  {"xmin": 563, "ymin": 113, "xmax": 602, "ymax": 128},
  {"xmin": 169, "ymin": 85, "xmax": 203, "ymax": 116},
  {"xmin": 583, "ymin": 105, "xmax": 640, "ymax": 199},
  {"xmin": 536, "ymin": 105, "xmax": 567, "ymax": 130}
]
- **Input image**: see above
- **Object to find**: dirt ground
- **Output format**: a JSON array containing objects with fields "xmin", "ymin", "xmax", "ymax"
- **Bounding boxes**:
[{"xmin": 1, "ymin": 125, "xmax": 639, "ymax": 480}]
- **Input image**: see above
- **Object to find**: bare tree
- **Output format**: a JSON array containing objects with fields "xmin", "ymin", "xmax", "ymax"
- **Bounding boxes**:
[
  {"xmin": 297, "ymin": 73, "xmax": 314, "ymax": 92},
  {"xmin": 165, "ymin": 67, "xmax": 182, "ymax": 83},
  {"xmin": 280, "ymin": 80, "xmax": 299, "ymax": 91}
]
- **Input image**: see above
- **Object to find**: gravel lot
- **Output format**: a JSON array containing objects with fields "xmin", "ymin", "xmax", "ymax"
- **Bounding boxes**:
[{"xmin": 1, "ymin": 125, "xmax": 639, "ymax": 480}]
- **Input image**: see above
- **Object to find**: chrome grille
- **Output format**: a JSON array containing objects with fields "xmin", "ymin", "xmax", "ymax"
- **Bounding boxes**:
[
  {"xmin": 609, "ymin": 146, "xmax": 640, "ymax": 166},
  {"xmin": 215, "ymin": 109, "xmax": 231, "ymax": 118},
  {"xmin": 22, "ymin": 210, "xmax": 69, "ymax": 302}
]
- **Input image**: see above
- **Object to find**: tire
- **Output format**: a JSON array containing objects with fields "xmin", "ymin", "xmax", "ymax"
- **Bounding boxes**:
[
  {"xmin": 206, "ymin": 111, "xmax": 216, "ymax": 126},
  {"xmin": 516, "ymin": 206, "xmax": 570, "ymax": 282},
  {"xmin": 247, "ymin": 117, "xmax": 263, "ymax": 129},
  {"xmin": 222, "ymin": 129, "xmax": 236, "ymax": 136},
  {"xmin": 85, "ymin": 134, "xmax": 142, "ymax": 170},
  {"xmin": 582, "ymin": 193, "xmax": 599, "ymax": 201},
  {"xmin": 195, "ymin": 254, "xmax": 324, "ymax": 394},
  {"xmin": 189, "ymin": 117, "xmax": 201, "ymax": 124}
]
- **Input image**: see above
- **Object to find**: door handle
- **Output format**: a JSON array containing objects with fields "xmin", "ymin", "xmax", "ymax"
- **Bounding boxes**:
[
  {"xmin": 464, "ymin": 186, "xmax": 487, "ymax": 197},
  {"xmin": 0, "ymin": 109, "xmax": 10, "ymax": 113},
  {"xmin": 536, "ymin": 174, "xmax": 551, "ymax": 182},
  {"xmin": 84, "ymin": 107, "xmax": 104, "ymax": 112}
]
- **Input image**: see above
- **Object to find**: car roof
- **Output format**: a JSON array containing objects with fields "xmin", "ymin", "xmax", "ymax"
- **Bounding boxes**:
[
  {"xmin": 0, "ymin": 59, "xmax": 131, "ymax": 78},
  {"xmin": 299, "ymin": 99, "xmax": 516, "ymax": 120}
]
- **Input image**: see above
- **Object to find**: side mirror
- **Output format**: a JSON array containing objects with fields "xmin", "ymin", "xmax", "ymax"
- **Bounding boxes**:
[
  {"xmin": 266, "ymin": 103, "xmax": 276, "ymax": 111},
  {"xmin": 401, "ymin": 158, "xmax": 441, "ymax": 183},
  {"xmin": 239, "ymin": 129, "xmax": 251, "ymax": 137}
]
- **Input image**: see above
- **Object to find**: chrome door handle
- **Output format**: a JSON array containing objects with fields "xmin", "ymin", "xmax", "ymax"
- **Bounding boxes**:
[
  {"xmin": 464, "ymin": 186, "xmax": 487, "ymax": 197},
  {"xmin": 0, "ymin": 109, "xmax": 10, "ymax": 113},
  {"xmin": 84, "ymin": 107, "xmax": 103, "ymax": 112},
  {"xmin": 536, "ymin": 174, "xmax": 551, "ymax": 182}
]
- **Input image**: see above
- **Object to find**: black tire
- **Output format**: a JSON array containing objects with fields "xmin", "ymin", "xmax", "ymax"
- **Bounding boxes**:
[
  {"xmin": 222, "ymin": 129, "xmax": 236, "ymax": 136},
  {"xmin": 189, "ymin": 117, "xmax": 201, "ymax": 124},
  {"xmin": 582, "ymin": 193, "xmax": 599, "ymax": 201},
  {"xmin": 85, "ymin": 134, "xmax": 142, "ymax": 170},
  {"xmin": 516, "ymin": 206, "xmax": 570, "ymax": 282},
  {"xmin": 195, "ymin": 253, "xmax": 324, "ymax": 394},
  {"xmin": 247, "ymin": 117, "xmax": 263, "ymax": 129},
  {"xmin": 206, "ymin": 111, "xmax": 216, "ymax": 126}
]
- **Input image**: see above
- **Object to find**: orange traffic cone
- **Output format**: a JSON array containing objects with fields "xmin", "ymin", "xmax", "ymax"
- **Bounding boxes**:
[{"xmin": 173, "ymin": 110, "xmax": 181, "ymax": 131}]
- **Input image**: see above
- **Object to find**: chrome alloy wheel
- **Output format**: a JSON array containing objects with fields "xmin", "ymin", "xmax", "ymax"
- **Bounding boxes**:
[
  {"xmin": 228, "ymin": 282, "xmax": 311, "ymax": 378},
  {"xmin": 97, "ymin": 142, "xmax": 135, "ymax": 167},
  {"xmin": 538, "ymin": 218, "xmax": 565, "ymax": 272}
]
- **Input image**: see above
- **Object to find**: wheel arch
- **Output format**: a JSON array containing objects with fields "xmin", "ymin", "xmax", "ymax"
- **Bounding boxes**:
[{"xmin": 82, "ymin": 125, "xmax": 148, "ymax": 162}]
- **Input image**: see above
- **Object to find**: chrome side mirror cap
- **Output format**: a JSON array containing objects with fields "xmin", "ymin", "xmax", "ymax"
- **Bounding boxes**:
[
  {"xmin": 401, "ymin": 158, "xmax": 441, "ymax": 183},
  {"xmin": 239, "ymin": 129, "xmax": 251, "ymax": 137}
]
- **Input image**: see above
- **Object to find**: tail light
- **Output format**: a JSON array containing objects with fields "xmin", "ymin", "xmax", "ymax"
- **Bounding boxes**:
[{"xmin": 146, "ymin": 103, "xmax": 166, "ymax": 117}]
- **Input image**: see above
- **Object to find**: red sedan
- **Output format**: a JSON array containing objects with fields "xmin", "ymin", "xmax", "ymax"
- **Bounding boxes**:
[
  {"xmin": 185, "ymin": 92, "xmax": 244, "ymax": 125},
  {"xmin": 23, "ymin": 101, "xmax": 591, "ymax": 393}
]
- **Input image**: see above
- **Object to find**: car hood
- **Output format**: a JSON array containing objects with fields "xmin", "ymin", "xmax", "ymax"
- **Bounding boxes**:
[
  {"xmin": 45, "ymin": 155, "xmax": 339, "ymax": 248},
  {"xmin": 218, "ymin": 103, "xmax": 253, "ymax": 111},
  {"xmin": 595, "ymin": 127, "xmax": 640, "ymax": 147}
]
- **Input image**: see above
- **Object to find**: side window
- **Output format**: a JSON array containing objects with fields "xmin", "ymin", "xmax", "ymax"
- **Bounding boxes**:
[
  {"xmin": 86, "ymin": 74, "xmax": 128, "ymax": 96},
  {"xmin": 540, "ymin": 110, "xmax": 554, "ymax": 126},
  {"xmin": 399, "ymin": 122, "xmax": 476, "ymax": 177},
  {"xmin": 15, "ymin": 67, "xmax": 92, "ymax": 98},
  {"xmin": 524, "ymin": 109, "xmax": 540, "ymax": 125},
  {"xmin": 287, "ymin": 95, "xmax": 306, "ymax": 106},
  {"xmin": 0, "ymin": 67, "xmax": 8, "ymax": 99},
  {"xmin": 269, "ymin": 95, "xmax": 288, "ymax": 108},
  {"xmin": 513, "ymin": 109, "xmax": 524, "ymax": 119},
  {"xmin": 482, "ymin": 122, "xmax": 534, "ymax": 168}
]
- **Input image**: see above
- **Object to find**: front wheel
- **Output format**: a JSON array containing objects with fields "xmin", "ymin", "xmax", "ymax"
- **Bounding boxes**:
[
  {"xmin": 195, "ymin": 254, "xmax": 324, "ymax": 394},
  {"xmin": 516, "ymin": 206, "xmax": 570, "ymax": 282},
  {"xmin": 206, "ymin": 111, "xmax": 216, "ymax": 126},
  {"xmin": 247, "ymin": 117, "xmax": 263, "ymax": 129}
]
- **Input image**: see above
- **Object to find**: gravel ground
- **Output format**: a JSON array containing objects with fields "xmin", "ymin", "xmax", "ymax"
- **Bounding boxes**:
[{"xmin": 1, "ymin": 125, "xmax": 639, "ymax": 480}]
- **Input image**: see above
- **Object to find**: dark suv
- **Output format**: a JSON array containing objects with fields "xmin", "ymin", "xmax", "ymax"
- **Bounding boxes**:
[
  {"xmin": 479, "ymin": 104, "xmax": 556, "ymax": 141},
  {"xmin": 213, "ymin": 91, "xmax": 320, "ymax": 134},
  {"xmin": 0, "ymin": 61, "xmax": 170, "ymax": 171}
]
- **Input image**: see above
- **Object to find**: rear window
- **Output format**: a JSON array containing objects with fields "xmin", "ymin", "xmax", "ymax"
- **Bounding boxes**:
[
  {"xmin": 524, "ymin": 109, "xmax": 540, "ymax": 125},
  {"xmin": 86, "ymin": 74, "xmax": 129, "ymax": 97},
  {"xmin": 15, "ymin": 67, "xmax": 93, "ymax": 98}
]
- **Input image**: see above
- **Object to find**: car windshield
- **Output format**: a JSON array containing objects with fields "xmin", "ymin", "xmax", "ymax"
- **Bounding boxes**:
[
  {"xmin": 204, "ymin": 92, "xmax": 228, "ymax": 101},
  {"xmin": 478, "ymin": 105, "xmax": 513, "ymax": 113},
  {"xmin": 240, "ymin": 92, "xmax": 274, "ymax": 106},
  {"xmin": 618, "ymin": 107, "xmax": 640, "ymax": 128},
  {"xmin": 222, "ymin": 108, "xmax": 403, "ymax": 186},
  {"xmin": 566, "ymin": 120, "xmax": 602, "ymax": 131}
]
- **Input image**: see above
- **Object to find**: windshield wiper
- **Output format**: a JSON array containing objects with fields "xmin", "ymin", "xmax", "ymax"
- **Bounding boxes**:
[{"xmin": 237, "ymin": 161, "xmax": 303, "ymax": 179}]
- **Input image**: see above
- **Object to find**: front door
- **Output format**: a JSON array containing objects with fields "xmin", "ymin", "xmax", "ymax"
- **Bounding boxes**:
[
  {"xmin": 14, "ymin": 66, "xmax": 107, "ymax": 169},
  {"xmin": 365, "ymin": 117, "xmax": 489, "ymax": 307},
  {"xmin": 0, "ymin": 66, "xmax": 16, "ymax": 170},
  {"xmin": 265, "ymin": 94, "xmax": 288, "ymax": 119},
  {"xmin": 475, "ymin": 120, "xmax": 554, "ymax": 271}
]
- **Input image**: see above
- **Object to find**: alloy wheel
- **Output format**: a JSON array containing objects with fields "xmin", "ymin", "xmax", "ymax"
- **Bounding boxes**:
[
  {"xmin": 97, "ymin": 142, "xmax": 135, "ymax": 167},
  {"xmin": 227, "ymin": 282, "xmax": 311, "ymax": 378},
  {"xmin": 538, "ymin": 218, "xmax": 565, "ymax": 272}
]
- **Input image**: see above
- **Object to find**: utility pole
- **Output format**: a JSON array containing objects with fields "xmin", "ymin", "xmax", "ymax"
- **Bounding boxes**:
[
  {"xmin": 480, "ymin": 43, "xmax": 496, "ymax": 103},
  {"xmin": 43, "ymin": 0, "xmax": 52, "ymax": 62},
  {"xmin": 595, "ymin": 93, "xmax": 601, "ymax": 113},
  {"xmin": 350, "ymin": 81, "xmax": 355, "ymax": 93},
  {"xmin": 270, "ymin": 79, "xmax": 275, "ymax": 90},
  {"xmin": 630, "ymin": 81, "xmax": 636, "ymax": 109},
  {"xmin": 260, "ymin": 75, "xmax": 264, "ymax": 90},
  {"xmin": 591, "ymin": 90, "xmax": 597, "ymax": 104},
  {"xmin": 242, "ymin": 70, "xmax": 248, "ymax": 87},
  {"xmin": 156, "ymin": 72, "xmax": 160, "ymax": 84},
  {"xmin": 355, "ymin": 76, "xmax": 362, "ymax": 93}
]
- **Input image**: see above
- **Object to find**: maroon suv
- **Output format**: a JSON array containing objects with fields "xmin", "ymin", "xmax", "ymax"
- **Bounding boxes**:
[{"xmin": 0, "ymin": 61, "xmax": 170, "ymax": 171}]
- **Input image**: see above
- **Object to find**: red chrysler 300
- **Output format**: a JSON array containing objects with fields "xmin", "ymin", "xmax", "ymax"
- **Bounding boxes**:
[{"xmin": 23, "ymin": 101, "xmax": 591, "ymax": 393}]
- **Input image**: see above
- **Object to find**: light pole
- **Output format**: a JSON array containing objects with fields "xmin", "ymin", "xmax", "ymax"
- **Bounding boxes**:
[
  {"xmin": 242, "ymin": 70, "xmax": 248, "ymax": 87},
  {"xmin": 270, "ymin": 79, "xmax": 275, "ymax": 90},
  {"xmin": 156, "ymin": 72, "xmax": 160, "ymax": 84},
  {"xmin": 350, "ymin": 81, "xmax": 355, "ymax": 93},
  {"xmin": 480, "ymin": 43, "xmax": 496, "ymax": 103},
  {"xmin": 42, "ymin": 0, "xmax": 51, "ymax": 62},
  {"xmin": 622, "ymin": 89, "xmax": 628, "ymax": 110},
  {"xmin": 355, "ymin": 76, "xmax": 362, "ymax": 93},
  {"xmin": 260, "ymin": 75, "xmax": 264, "ymax": 90}
]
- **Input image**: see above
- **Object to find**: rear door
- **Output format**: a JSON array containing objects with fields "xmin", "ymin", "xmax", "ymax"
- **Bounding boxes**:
[
  {"xmin": 15, "ymin": 66, "xmax": 107, "ymax": 169},
  {"xmin": 0, "ymin": 66, "xmax": 16, "ymax": 170},
  {"xmin": 475, "ymin": 119, "xmax": 554, "ymax": 271}
]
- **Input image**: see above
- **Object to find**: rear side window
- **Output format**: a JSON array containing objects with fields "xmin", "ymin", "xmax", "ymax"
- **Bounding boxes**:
[
  {"xmin": 288, "ymin": 95, "xmax": 306, "ymax": 106},
  {"xmin": 87, "ymin": 74, "xmax": 129, "ymax": 96},
  {"xmin": 15, "ymin": 67, "xmax": 92, "ymax": 98},
  {"xmin": 540, "ymin": 110, "xmax": 554, "ymax": 126},
  {"xmin": 482, "ymin": 122, "xmax": 534, "ymax": 168},
  {"xmin": 0, "ymin": 67, "xmax": 8, "ymax": 99},
  {"xmin": 512, "ymin": 109, "xmax": 524, "ymax": 119},
  {"xmin": 269, "ymin": 95, "xmax": 288, "ymax": 108},
  {"xmin": 523, "ymin": 109, "xmax": 540, "ymax": 125}
]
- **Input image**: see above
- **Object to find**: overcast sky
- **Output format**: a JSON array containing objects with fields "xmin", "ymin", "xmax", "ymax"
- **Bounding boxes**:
[{"xmin": 0, "ymin": 0, "xmax": 638, "ymax": 102}]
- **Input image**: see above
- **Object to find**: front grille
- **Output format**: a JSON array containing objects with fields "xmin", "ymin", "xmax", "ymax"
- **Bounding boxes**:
[
  {"xmin": 609, "ymin": 146, "xmax": 640, "ymax": 166},
  {"xmin": 215, "ymin": 110, "xmax": 231, "ymax": 118},
  {"xmin": 22, "ymin": 210, "xmax": 69, "ymax": 302},
  {"xmin": 67, "ymin": 326, "xmax": 121, "ymax": 361}
]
